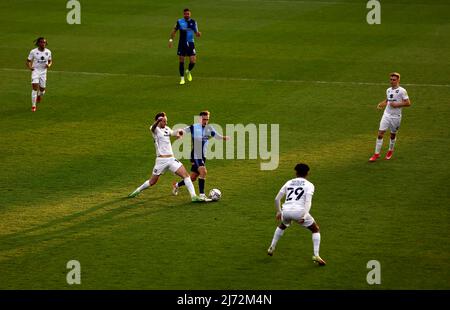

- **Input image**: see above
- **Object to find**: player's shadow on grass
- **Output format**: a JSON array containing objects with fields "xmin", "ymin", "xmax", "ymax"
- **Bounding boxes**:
[{"xmin": 0, "ymin": 195, "xmax": 188, "ymax": 255}]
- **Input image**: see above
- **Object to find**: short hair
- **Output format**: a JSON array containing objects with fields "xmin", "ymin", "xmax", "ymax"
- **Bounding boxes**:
[
  {"xmin": 184, "ymin": 8, "xmax": 190, "ymax": 12},
  {"xmin": 390, "ymin": 72, "xmax": 401, "ymax": 79},
  {"xmin": 295, "ymin": 163, "xmax": 310, "ymax": 177},
  {"xmin": 199, "ymin": 111, "xmax": 210, "ymax": 117},
  {"xmin": 34, "ymin": 37, "xmax": 47, "ymax": 47},
  {"xmin": 154, "ymin": 112, "xmax": 166, "ymax": 121}
]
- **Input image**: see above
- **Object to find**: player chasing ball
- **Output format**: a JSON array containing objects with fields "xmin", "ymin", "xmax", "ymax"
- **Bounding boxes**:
[
  {"xmin": 369, "ymin": 72, "xmax": 411, "ymax": 162},
  {"xmin": 267, "ymin": 163, "xmax": 326, "ymax": 266},
  {"xmin": 128, "ymin": 112, "xmax": 205, "ymax": 202},
  {"xmin": 172, "ymin": 111, "xmax": 230, "ymax": 199},
  {"xmin": 26, "ymin": 37, "xmax": 52, "ymax": 112}
]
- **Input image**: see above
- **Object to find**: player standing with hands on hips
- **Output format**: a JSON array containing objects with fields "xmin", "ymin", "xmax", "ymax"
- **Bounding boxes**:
[
  {"xmin": 369, "ymin": 72, "xmax": 411, "ymax": 162},
  {"xmin": 168, "ymin": 8, "xmax": 201, "ymax": 85},
  {"xmin": 26, "ymin": 37, "xmax": 52, "ymax": 112}
]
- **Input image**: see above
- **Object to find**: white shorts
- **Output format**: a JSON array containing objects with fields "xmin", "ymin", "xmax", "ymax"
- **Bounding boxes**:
[
  {"xmin": 152, "ymin": 157, "xmax": 182, "ymax": 176},
  {"xmin": 379, "ymin": 114, "xmax": 401, "ymax": 133},
  {"xmin": 281, "ymin": 210, "xmax": 315, "ymax": 228},
  {"xmin": 31, "ymin": 70, "xmax": 47, "ymax": 88}
]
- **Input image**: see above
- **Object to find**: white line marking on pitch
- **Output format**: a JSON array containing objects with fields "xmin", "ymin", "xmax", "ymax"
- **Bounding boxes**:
[{"xmin": 2, "ymin": 68, "xmax": 449, "ymax": 88}]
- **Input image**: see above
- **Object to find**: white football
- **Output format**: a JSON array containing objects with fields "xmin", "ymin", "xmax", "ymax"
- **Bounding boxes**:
[{"xmin": 209, "ymin": 188, "xmax": 222, "ymax": 201}]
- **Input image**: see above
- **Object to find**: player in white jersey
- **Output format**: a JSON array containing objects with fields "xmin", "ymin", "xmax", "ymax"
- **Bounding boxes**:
[
  {"xmin": 369, "ymin": 72, "xmax": 411, "ymax": 162},
  {"xmin": 26, "ymin": 37, "xmax": 52, "ymax": 112},
  {"xmin": 267, "ymin": 163, "xmax": 326, "ymax": 266},
  {"xmin": 128, "ymin": 112, "xmax": 204, "ymax": 202}
]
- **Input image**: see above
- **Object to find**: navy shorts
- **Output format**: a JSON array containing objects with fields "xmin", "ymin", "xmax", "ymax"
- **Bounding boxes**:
[
  {"xmin": 191, "ymin": 158, "xmax": 206, "ymax": 174},
  {"xmin": 177, "ymin": 42, "xmax": 196, "ymax": 56}
]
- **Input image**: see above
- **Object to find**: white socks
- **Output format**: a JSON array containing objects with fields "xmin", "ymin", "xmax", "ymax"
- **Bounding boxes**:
[
  {"xmin": 270, "ymin": 227, "xmax": 285, "ymax": 249},
  {"xmin": 389, "ymin": 138, "xmax": 396, "ymax": 151},
  {"xmin": 312, "ymin": 232, "xmax": 321, "ymax": 256},
  {"xmin": 137, "ymin": 180, "xmax": 150, "ymax": 192},
  {"xmin": 184, "ymin": 177, "xmax": 197, "ymax": 198},
  {"xmin": 269, "ymin": 228, "xmax": 321, "ymax": 256},
  {"xmin": 31, "ymin": 90, "xmax": 37, "ymax": 106},
  {"xmin": 375, "ymin": 138, "xmax": 383, "ymax": 154}
]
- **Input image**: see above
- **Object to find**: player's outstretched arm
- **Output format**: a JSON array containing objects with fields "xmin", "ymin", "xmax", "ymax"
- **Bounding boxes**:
[
  {"xmin": 172, "ymin": 128, "xmax": 185, "ymax": 139},
  {"xmin": 212, "ymin": 131, "xmax": 230, "ymax": 141}
]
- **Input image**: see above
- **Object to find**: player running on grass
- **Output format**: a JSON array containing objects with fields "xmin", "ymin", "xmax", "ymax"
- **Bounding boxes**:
[
  {"xmin": 26, "ymin": 37, "xmax": 52, "ymax": 112},
  {"xmin": 128, "ymin": 112, "xmax": 204, "ymax": 202},
  {"xmin": 267, "ymin": 163, "xmax": 326, "ymax": 266},
  {"xmin": 168, "ymin": 8, "xmax": 201, "ymax": 85},
  {"xmin": 172, "ymin": 111, "xmax": 230, "ymax": 199},
  {"xmin": 369, "ymin": 72, "xmax": 411, "ymax": 162}
]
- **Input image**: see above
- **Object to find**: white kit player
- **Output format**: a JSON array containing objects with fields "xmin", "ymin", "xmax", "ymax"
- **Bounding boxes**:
[
  {"xmin": 267, "ymin": 163, "xmax": 326, "ymax": 266},
  {"xmin": 26, "ymin": 37, "xmax": 52, "ymax": 112},
  {"xmin": 128, "ymin": 112, "xmax": 204, "ymax": 202},
  {"xmin": 369, "ymin": 72, "xmax": 411, "ymax": 162}
]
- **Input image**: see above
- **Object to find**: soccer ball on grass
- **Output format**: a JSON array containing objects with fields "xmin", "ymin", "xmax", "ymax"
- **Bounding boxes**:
[{"xmin": 209, "ymin": 188, "xmax": 222, "ymax": 201}]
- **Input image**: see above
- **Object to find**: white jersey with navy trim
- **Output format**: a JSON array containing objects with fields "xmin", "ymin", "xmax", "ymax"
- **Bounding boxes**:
[
  {"xmin": 279, "ymin": 177, "xmax": 315, "ymax": 212},
  {"xmin": 27, "ymin": 48, "xmax": 52, "ymax": 72},
  {"xmin": 384, "ymin": 86, "xmax": 409, "ymax": 118},
  {"xmin": 152, "ymin": 126, "xmax": 174, "ymax": 157}
]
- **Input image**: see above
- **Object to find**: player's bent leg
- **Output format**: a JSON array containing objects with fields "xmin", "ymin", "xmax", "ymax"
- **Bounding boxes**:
[
  {"xmin": 179, "ymin": 56, "xmax": 186, "ymax": 84},
  {"xmin": 175, "ymin": 165, "xmax": 201, "ymax": 201},
  {"xmin": 37, "ymin": 87, "xmax": 45, "ymax": 103},
  {"xmin": 268, "ymin": 223, "xmax": 287, "ymax": 256},
  {"xmin": 370, "ymin": 130, "xmax": 386, "ymax": 162},
  {"xmin": 149, "ymin": 174, "xmax": 160, "ymax": 186},
  {"xmin": 386, "ymin": 132, "xmax": 397, "ymax": 160},
  {"xmin": 378, "ymin": 130, "xmax": 386, "ymax": 140},
  {"xmin": 307, "ymin": 222, "xmax": 326, "ymax": 266},
  {"xmin": 128, "ymin": 175, "xmax": 159, "ymax": 198},
  {"xmin": 186, "ymin": 56, "xmax": 196, "ymax": 81},
  {"xmin": 197, "ymin": 166, "xmax": 207, "ymax": 198},
  {"xmin": 306, "ymin": 222, "xmax": 320, "ymax": 233},
  {"xmin": 190, "ymin": 172, "xmax": 199, "ymax": 182},
  {"xmin": 173, "ymin": 172, "xmax": 199, "ymax": 196},
  {"xmin": 31, "ymin": 83, "xmax": 39, "ymax": 111},
  {"xmin": 174, "ymin": 165, "xmax": 189, "ymax": 179}
]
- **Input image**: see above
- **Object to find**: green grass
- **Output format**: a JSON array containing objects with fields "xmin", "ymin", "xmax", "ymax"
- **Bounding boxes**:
[{"xmin": 0, "ymin": 0, "xmax": 449, "ymax": 289}]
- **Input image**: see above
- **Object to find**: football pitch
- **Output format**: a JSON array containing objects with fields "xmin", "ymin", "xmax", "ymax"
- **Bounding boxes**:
[{"xmin": 0, "ymin": 0, "xmax": 449, "ymax": 290}]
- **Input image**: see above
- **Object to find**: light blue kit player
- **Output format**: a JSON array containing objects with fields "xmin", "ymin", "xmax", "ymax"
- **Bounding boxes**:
[
  {"xmin": 172, "ymin": 111, "xmax": 230, "ymax": 198},
  {"xmin": 168, "ymin": 8, "xmax": 202, "ymax": 84}
]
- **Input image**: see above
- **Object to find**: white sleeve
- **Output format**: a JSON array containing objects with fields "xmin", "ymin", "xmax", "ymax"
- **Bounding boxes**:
[
  {"xmin": 306, "ymin": 183, "xmax": 315, "ymax": 196},
  {"xmin": 274, "ymin": 183, "xmax": 288, "ymax": 212},
  {"xmin": 401, "ymin": 89, "xmax": 409, "ymax": 100},
  {"xmin": 275, "ymin": 191, "xmax": 284, "ymax": 212},
  {"xmin": 303, "ymin": 193, "xmax": 313, "ymax": 215},
  {"xmin": 48, "ymin": 51, "xmax": 52, "ymax": 60},
  {"xmin": 168, "ymin": 127, "xmax": 176, "ymax": 136},
  {"xmin": 27, "ymin": 50, "xmax": 33, "ymax": 61}
]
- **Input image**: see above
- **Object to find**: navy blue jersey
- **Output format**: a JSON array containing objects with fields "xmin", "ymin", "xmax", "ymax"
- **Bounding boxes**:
[
  {"xmin": 175, "ymin": 18, "xmax": 198, "ymax": 46},
  {"xmin": 186, "ymin": 123, "xmax": 216, "ymax": 160}
]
